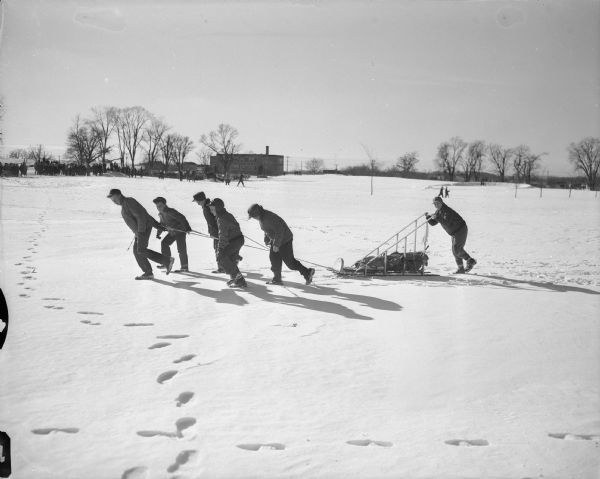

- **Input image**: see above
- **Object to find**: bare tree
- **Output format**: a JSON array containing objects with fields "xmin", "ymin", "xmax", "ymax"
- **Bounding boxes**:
[
  {"xmin": 172, "ymin": 134, "xmax": 195, "ymax": 181},
  {"xmin": 523, "ymin": 151, "xmax": 545, "ymax": 184},
  {"xmin": 463, "ymin": 141, "xmax": 485, "ymax": 182},
  {"xmin": 89, "ymin": 106, "xmax": 117, "ymax": 170},
  {"xmin": 65, "ymin": 115, "xmax": 104, "ymax": 173},
  {"xmin": 195, "ymin": 147, "xmax": 212, "ymax": 165},
  {"xmin": 9, "ymin": 148, "xmax": 29, "ymax": 161},
  {"xmin": 568, "ymin": 138, "xmax": 600, "ymax": 190},
  {"xmin": 488, "ymin": 143, "xmax": 513, "ymax": 182},
  {"xmin": 199, "ymin": 124, "xmax": 241, "ymax": 175},
  {"xmin": 395, "ymin": 151, "xmax": 419, "ymax": 175},
  {"xmin": 306, "ymin": 158, "xmax": 324, "ymax": 174},
  {"xmin": 115, "ymin": 106, "xmax": 150, "ymax": 174},
  {"xmin": 27, "ymin": 145, "xmax": 53, "ymax": 163},
  {"xmin": 436, "ymin": 137, "xmax": 466, "ymax": 180},
  {"xmin": 512, "ymin": 144, "xmax": 530, "ymax": 182},
  {"xmin": 143, "ymin": 116, "xmax": 170, "ymax": 172},
  {"xmin": 159, "ymin": 133, "xmax": 177, "ymax": 175}
]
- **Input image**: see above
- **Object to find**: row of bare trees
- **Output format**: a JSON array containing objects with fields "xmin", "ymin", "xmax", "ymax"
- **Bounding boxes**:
[
  {"xmin": 433, "ymin": 137, "xmax": 546, "ymax": 183},
  {"xmin": 65, "ymin": 106, "xmax": 197, "ymax": 179}
]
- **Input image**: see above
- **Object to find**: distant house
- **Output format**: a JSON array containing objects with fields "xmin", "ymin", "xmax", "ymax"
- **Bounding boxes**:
[{"xmin": 210, "ymin": 146, "xmax": 284, "ymax": 176}]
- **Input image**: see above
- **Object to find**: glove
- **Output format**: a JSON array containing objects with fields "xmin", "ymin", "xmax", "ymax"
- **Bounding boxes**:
[
  {"xmin": 425, "ymin": 213, "xmax": 431, "ymax": 220},
  {"xmin": 264, "ymin": 236, "xmax": 271, "ymax": 246},
  {"xmin": 156, "ymin": 231, "xmax": 162, "ymax": 239},
  {"xmin": 272, "ymin": 245, "xmax": 279, "ymax": 253}
]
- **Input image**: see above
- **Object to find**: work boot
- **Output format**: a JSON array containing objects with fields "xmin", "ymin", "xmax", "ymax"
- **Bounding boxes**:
[
  {"xmin": 453, "ymin": 266, "xmax": 466, "ymax": 274},
  {"xmin": 175, "ymin": 266, "xmax": 189, "ymax": 273},
  {"xmin": 266, "ymin": 277, "xmax": 283, "ymax": 285},
  {"xmin": 230, "ymin": 273, "xmax": 247, "ymax": 288},
  {"xmin": 165, "ymin": 257, "xmax": 175, "ymax": 275},
  {"xmin": 465, "ymin": 258, "xmax": 477, "ymax": 273},
  {"xmin": 304, "ymin": 268, "xmax": 315, "ymax": 285},
  {"xmin": 135, "ymin": 273, "xmax": 154, "ymax": 280}
]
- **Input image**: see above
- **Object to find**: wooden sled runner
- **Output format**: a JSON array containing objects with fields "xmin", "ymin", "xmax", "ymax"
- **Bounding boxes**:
[{"xmin": 334, "ymin": 214, "xmax": 436, "ymax": 277}]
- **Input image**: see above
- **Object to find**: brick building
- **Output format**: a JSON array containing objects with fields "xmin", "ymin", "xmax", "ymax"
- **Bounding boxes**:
[{"xmin": 210, "ymin": 146, "xmax": 284, "ymax": 176}]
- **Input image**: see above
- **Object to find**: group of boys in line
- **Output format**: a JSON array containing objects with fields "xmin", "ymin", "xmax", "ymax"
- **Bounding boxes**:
[
  {"xmin": 107, "ymin": 187, "xmax": 476, "ymax": 287},
  {"xmin": 107, "ymin": 188, "xmax": 315, "ymax": 288}
]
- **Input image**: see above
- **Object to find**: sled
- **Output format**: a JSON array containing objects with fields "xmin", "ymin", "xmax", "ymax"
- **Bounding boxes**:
[{"xmin": 334, "ymin": 214, "xmax": 435, "ymax": 277}]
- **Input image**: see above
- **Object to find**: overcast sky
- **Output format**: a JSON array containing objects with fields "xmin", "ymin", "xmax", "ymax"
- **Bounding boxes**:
[{"xmin": 1, "ymin": 0, "xmax": 598, "ymax": 174}]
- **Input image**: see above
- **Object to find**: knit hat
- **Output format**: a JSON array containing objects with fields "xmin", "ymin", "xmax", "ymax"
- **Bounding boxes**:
[
  {"xmin": 107, "ymin": 188, "xmax": 122, "ymax": 198},
  {"xmin": 247, "ymin": 203, "xmax": 264, "ymax": 219},
  {"xmin": 211, "ymin": 198, "xmax": 224, "ymax": 210},
  {"xmin": 433, "ymin": 196, "xmax": 443, "ymax": 203},
  {"xmin": 153, "ymin": 196, "xmax": 167, "ymax": 204},
  {"xmin": 192, "ymin": 192, "xmax": 206, "ymax": 202}
]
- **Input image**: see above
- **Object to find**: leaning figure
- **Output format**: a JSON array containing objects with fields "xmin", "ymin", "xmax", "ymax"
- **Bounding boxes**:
[
  {"xmin": 247, "ymin": 203, "xmax": 315, "ymax": 285},
  {"xmin": 425, "ymin": 196, "xmax": 476, "ymax": 274},
  {"xmin": 107, "ymin": 189, "xmax": 174, "ymax": 280}
]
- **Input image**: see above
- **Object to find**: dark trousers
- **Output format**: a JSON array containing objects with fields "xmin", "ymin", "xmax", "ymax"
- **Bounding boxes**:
[
  {"xmin": 161, "ymin": 233, "xmax": 188, "ymax": 269},
  {"xmin": 270, "ymin": 240, "xmax": 309, "ymax": 280},
  {"xmin": 134, "ymin": 229, "xmax": 164, "ymax": 274},
  {"xmin": 451, "ymin": 225, "xmax": 472, "ymax": 267},
  {"xmin": 217, "ymin": 236, "xmax": 244, "ymax": 279}
]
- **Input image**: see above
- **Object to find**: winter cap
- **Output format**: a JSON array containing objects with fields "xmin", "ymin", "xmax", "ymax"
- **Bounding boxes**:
[
  {"xmin": 153, "ymin": 197, "xmax": 167, "ymax": 204},
  {"xmin": 247, "ymin": 203, "xmax": 264, "ymax": 218},
  {"xmin": 433, "ymin": 196, "xmax": 444, "ymax": 203},
  {"xmin": 192, "ymin": 192, "xmax": 206, "ymax": 202},
  {"xmin": 107, "ymin": 188, "xmax": 122, "ymax": 198},
  {"xmin": 211, "ymin": 198, "xmax": 224, "ymax": 209}
]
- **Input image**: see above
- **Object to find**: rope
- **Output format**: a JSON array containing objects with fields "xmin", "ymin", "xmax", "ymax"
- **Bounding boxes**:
[{"xmin": 169, "ymin": 227, "xmax": 334, "ymax": 271}]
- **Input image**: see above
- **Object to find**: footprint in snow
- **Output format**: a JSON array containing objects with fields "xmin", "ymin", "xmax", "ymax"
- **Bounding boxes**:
[
  {"xmin": 124, "ymin": 323, "xmax": 154, "ymax": 327},
  {"xmin": 43, "ymin": 305, "xmax": 64, "ymax": 310},
  {"xmin": 149, "ymin": 342, "xmax": 171, "ymax": 350},
  {"xmin": 548, "ymin": 433, "xmax": 600, "ymax": 441},
  {"xmin": 137, "ymin": 417, "xmax": 196, "ymax": 439},
  {"xmin": 237, "ymin": 443, "xmax": 286, "ymax": 451},
  {"xmin": 32, "ymin": 428, "xmax": 79, "ymax": 435},
  {"xmin": 157, "ymin": 334, "xmax": 189, "ymax": 339},
  {"xmin": 445, "ymin": 439, "xmax": 489, "ymax": 446},
  {"xmin": 77, "ymin": 311, "xmax": 104, "ymax": 316},
  {"xmin": 81, "ymin": 320, "xmax": 101, "ymax": 326},
  {"xmin": 19, "ymin": 294, "xmax": 29, "ymax": 298},
  {"xmin": 167, "ymin": 450, "xmax": 198, "ymax": 473},
  {"xmin": 173, "ymin": 354, "xmax": 196, "ymax": 364},
  {"xmin": 157, "ymin": 370, "xmax": 178, "ymax": 384},
  {"xmin": 347, "ymin": 439, "xmax": 393, "ymax": 447},
  {"xmin": 121, "ymin": 466, "xmax": 148, "ymax": 479},
  {"xmin": 175, "ymin": 392, "xmax": 195, "ymax": 407}
]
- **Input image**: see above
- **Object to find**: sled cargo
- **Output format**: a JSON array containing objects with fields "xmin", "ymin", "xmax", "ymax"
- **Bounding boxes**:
[{"xmin": 334, "ymin": 214, "xmax": 435, "ymax": 277}]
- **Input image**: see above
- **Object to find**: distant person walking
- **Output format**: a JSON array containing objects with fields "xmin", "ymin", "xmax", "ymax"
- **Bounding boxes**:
[
  {"xmin": 444, "ymin": 186, "xmax": 450, "ymax": 198},
  {"xmin": 210, "ymin": 198, "xmax": 246, "ymax": 287},
  {"xmin": 192, "ymin": 191, "xmax": 223, "ymax": 273},
  {"xmin": 153, "ymin": 197, "xmax": 192, "ymax": 273},
  {"xmin": 107, "ymin": 189, "xmax": 174, "ymax": 280},
  {"xmin": 237, "ymin": 174, "xmax": 245, "ymax": 187},
  {"xmin": 247, "ymin": 204, "xmax": 315, "ymax": 285},
  {"xmin": 425, "ymin": 196, "xmax": 476, "ymax": 274},
  {"xmin": 438, "ymin": 186, "xmax": 444, "ymax": 197}
]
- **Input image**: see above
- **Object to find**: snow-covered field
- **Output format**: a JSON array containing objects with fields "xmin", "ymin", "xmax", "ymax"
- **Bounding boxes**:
[{"xmin": 1, "ymin": 174, "xmax": 599, "ymax": 479}]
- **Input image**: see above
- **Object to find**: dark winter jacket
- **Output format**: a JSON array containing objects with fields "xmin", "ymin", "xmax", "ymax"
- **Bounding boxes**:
[
  {"xmin": 257, "ymin": 209, "xmax": 293, "ymax": 248},
  {"xmin": 159, "ymin": 206, "xmax": 191, "ymax": 233},
  {"xmin": 121, "ymin": 197, "xmax": 159, "ymax": 235},
  {"xmin": 202, "ymin": 203, "xmax": 219, "ymax": 238},
  {"xmin": 427, "ymin": 203, "xmax": 466, "ymax": 236},
  {"xmin": 215, "ymin": 210, "xmax": 243, "ymax": 251}
]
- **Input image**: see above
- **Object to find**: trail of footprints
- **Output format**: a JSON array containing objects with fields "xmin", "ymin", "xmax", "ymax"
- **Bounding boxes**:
[{"xmin": 16, "ymin": 211, "xmax": 46, "ymax": 298}]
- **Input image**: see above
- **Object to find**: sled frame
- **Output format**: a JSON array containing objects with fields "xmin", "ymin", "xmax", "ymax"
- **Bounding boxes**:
[{"xmin": 336, "ymin": 214, "xmax": 431, "ymax": 277}]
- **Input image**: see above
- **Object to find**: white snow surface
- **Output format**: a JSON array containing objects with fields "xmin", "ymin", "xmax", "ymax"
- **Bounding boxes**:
[{"xmin": 1, "ymin": 174, "xmax": 599, "ymax": 479}]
